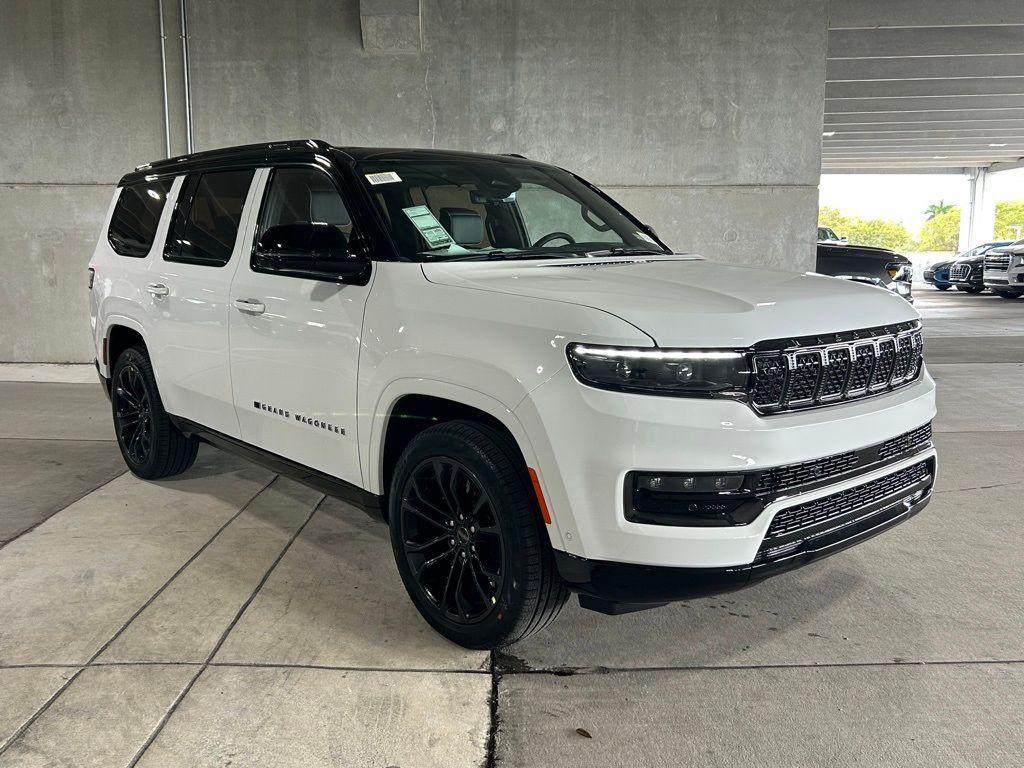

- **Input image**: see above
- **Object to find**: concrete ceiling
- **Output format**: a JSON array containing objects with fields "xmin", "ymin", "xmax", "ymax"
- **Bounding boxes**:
[{"xmin": 824, "ymin": 0, "xmax": 1024, "ymax": 173}]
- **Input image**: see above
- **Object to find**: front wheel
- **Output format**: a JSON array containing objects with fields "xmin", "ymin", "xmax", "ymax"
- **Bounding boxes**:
[
  {"xmin": 936, "ymin": 284, "xmax": 951, "ymax": 291},
  {"xmin": 957, "ymin": 285, "xmax": 983, "ymax": 294},
  {"xmin": 111, "ymin": 346, "xmax": 198, "ymax": 479},
  {"xmin": 995, "ymin": 289, "xmax": 1023, "ymax": 299},
  {"xmin": 388, "ymin": 421, "xmax": 568, "ymax": 649}
]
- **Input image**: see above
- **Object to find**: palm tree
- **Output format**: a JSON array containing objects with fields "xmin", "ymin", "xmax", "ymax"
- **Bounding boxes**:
[{"xmin": 924, "ymin": 200, "xmax": 954, "ymax": 220}]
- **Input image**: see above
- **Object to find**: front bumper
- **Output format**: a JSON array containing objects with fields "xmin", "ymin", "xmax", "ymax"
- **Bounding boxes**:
[
  {"xmin": 557, "ymin": 480, "xmax": 932, "ymax": 608},
  {"xmin": 517, "ymin": 365, "xmax": 937, "ymax": 570}
]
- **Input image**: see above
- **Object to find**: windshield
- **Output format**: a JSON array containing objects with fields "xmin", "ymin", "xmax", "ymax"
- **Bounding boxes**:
[{"xmin": 358, "ymin": 159, "xmax": 670, "ymax": 261}]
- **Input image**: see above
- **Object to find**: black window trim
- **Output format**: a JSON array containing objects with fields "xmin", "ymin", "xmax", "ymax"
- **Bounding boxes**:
[
  {"xmin": 248, "ymin": 162, "xmax": 373, "ymax": 285},
  {"xmin": 163, "ymin": 169, "xmax": 256, "ymax": 269},
  {"xmin": 107, "ymin": 178, "xmax": 174, "ymax": 259}
]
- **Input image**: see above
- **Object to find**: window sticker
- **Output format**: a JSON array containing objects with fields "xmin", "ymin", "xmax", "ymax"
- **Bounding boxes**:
[
  {"xmin": 365, "ymin": 171, "xmax": 402, "ymax": 185},
  {"xmin": 402, "ymin": 205, "xmax": 453, "ymax": 250}
]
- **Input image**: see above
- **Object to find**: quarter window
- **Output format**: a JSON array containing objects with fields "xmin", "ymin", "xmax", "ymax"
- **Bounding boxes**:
[
  {"xmin": 165, "ymin": 169, "xmax": 255, "ymax": 266},
  {"xmin": 107, "ymin": 179, "xmax": 174, "ymax": 258}
]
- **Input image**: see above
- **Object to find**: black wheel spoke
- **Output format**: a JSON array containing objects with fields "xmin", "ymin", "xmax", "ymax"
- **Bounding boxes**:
[
  {"xmin": 453, "ymin": 560, "xmax": 470, "ymax": 618},
  {"xmin": 404, "ymin": 532, "xmax": 451, "ymax": 553},
  {"xmin": 467, "ymin": 558, "xmax": 491, "ymax": 606},
  {"xmin": 473, "ymin": 554, "xmax": 499, "ymax": 584},
  {"xmin": 410, "ymin": 477, "xmax": 452, "ymax": 521},
  {"xmin": 433, "ymin": 459, "xmax": 459, "ymax": 515},
  {"xmin": 414, "ymin": 549, "xmax": 457, "ymax": 584},
  {"xmin": 402, "ymin": 501, "xmax": 449, "ymax": 531}
]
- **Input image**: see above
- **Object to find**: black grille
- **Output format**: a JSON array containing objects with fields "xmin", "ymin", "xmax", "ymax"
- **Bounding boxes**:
[
  {"xmin": 788, "ymin": 353, "xmax": 822, "ymax": 403},
  {"xmin": 870, "ymin": 338, "xmax": 896, "ymax": 388},
  {"xmin": 878, "ymin": 423, "xmax": 933, "ymax": 461},
  {"xmin": 751, "ymin": 356, "xmax": 786, "ymax": 407},
  {"xmin": 766, "ymin": 460, "xmax": 931, "ymax": 539},
  {"xmin": 820, "ymin": 348, "xmax": 851, "ymax": 399},
  {"xmin": 755, "ymin": 422, "xmax": 933, "ymax": 495},
  {"xmin": 748, "ymin": 323, "xmax": 923, "ymax": 414}
]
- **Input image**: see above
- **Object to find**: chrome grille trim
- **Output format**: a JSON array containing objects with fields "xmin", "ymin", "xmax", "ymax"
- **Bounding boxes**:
[
  {"xmin": 749, "ymin": 323, "xmax": 924, "ymax": 415},
  {"xmin": 950, "ymin": 263, "xmax": 971, "ymax": 280}
]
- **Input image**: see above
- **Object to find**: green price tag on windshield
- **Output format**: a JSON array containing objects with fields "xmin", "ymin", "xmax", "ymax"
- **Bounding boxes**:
[{"xmin": 402, "ymin": 206, "xmax": 453, "ymax": 250}]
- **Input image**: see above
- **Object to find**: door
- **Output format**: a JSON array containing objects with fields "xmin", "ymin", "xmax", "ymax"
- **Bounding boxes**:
[
  {"xmin": 145, "ymin": 169, "xmax": 258, "ymax": 436},
  {"xmin": 229, "ymin": 165, "xmax": 373, "ymax": 487}
]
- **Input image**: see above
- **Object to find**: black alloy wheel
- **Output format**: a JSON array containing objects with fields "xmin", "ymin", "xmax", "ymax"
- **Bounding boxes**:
[
  {"xmin": 399, "ymin": 458, "xmax": 504, "ymax": 624},
  {"xmin": 114, "ymin": 362, "xmax": 153, "ymax": 465},
  {"xmin": 110, "ymin": 346, "xmax": 198, "ymax": 479},
  {"xmin": 388, "ymin": 420, "xmax": 569, "ymax": 649}
]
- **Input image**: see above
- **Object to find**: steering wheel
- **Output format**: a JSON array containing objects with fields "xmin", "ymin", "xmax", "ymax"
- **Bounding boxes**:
[{"xmin": 532, "ymin": 231, "xmax": 576, "ymax": 248}]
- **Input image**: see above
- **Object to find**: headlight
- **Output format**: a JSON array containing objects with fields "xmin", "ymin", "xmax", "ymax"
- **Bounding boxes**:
[
  {"xmin": 566, "ymin": 344, "xmax": 750, "ymax": 397},
  {"xmin": 885, "ymin": 262, "xmax": 910, "ymax": 279}
]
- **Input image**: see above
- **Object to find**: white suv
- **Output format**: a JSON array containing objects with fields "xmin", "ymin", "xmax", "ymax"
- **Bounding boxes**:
[{"xmin": 89, "ymin": 140, "xmax": 937, "ymax": 649}]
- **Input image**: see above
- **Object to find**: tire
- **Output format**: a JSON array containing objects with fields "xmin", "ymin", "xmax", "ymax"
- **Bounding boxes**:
[
  {"xmin": 936, "ymin": 284, "xmax": 951, "ymax": 291},
  {"xmin": 388, "ymin": 420, "xmax": 569, "ymax": 649},
  {"xmin": 957, "ymin": 285, "xmax": 983, "ymax": 294},
  {"xmin": 111, "ymin": 346, "xmax": 199, "ymax": 479},
  {"xmin": 995, "ymin": 290, "xmax": 1023, "ymax": 299}
]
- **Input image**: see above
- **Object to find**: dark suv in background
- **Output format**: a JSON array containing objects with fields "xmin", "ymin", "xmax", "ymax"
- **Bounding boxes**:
[
  {"xmin": 948, "ymin": 241, "xmax": 1014, "ymax": 293},
  {"xmin": 815, "ymin": 241, "xmax": 914, "ymax": 302}
]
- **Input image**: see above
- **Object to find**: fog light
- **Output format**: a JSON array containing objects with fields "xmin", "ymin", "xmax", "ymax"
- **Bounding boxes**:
[{"xmin": 636, "ymin": 473, "xmax": 744, "ymax": 493}]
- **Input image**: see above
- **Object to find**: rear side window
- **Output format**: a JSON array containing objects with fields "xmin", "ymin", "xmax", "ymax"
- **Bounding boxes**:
[
  {"xmin": 165, "ymin": 169, "xmax": 255, "ymax": 266},
  {"xmin": 107, "ymin": 179, "xmax": 174, "ymax": 257}
]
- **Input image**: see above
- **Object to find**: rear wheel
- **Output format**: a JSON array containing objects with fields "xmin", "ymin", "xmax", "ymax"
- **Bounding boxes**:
[
  {"xmin": 388, "ymin": 420, "xmax": 568, "ymax": 649},
  {"xmin": 111, "ymin": 346, "xmax": 198, "ymax": 479}
]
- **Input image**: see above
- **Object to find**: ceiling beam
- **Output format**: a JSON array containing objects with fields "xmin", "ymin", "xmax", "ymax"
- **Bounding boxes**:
[
  {"xmin": 829, "ymin": 0, "xmax": 1024, "ymax": 29},
  {"xmin": 826, "ymin": 95, "xmax": 1024, "ymax": 114},
  {"xmin": 827, "ymin": 54, "xmax": 1024, "ymax": 82},
  {"xmin": 826, "ymin": 77, "xmax": 1024, "ymax": 99},
  {"xmin": 829, "ymin": 26, "xmax": 1024, "ymax": 59}
]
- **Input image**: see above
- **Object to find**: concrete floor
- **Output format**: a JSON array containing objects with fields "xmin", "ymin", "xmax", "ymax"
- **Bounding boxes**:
[{"xmin": 0, "ymin": 288, "xmax": 1022, "ymax": 766}]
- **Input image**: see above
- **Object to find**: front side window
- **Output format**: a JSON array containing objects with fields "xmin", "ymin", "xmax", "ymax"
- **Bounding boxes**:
[
  {"xmin": 108, "ymin": 179, "xmax": 174, "ymax": 257},
  {"xmin": 165, "ymin": 169, "xmax": 255, "ymax": 266},
  {"xmin": 358, "ymin": 159, "xmax": 668, "ymax": 261},
  {"xmin": 256, "ymin": 167, "xmax": 354, "ymax": 241}
]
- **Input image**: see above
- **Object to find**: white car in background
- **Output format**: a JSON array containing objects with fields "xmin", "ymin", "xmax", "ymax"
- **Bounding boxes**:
[{"xmin": 983, "ymin": 238, "xmax": 1024, "ymax": 299}]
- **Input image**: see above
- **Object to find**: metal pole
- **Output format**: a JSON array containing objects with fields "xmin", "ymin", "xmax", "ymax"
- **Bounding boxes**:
[
  {"xmin": 180, "ymin": 0, "xmax": 194, "ymax": 154},
  {"xmin": 157, "ymin": 0, "xmax": 172, "ymax": 158}
]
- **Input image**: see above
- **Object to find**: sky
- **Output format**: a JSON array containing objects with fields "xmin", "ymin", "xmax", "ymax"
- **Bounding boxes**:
[{"xmin": 819, "ymin": 167, "xmax": 1024, "ymax": 235}]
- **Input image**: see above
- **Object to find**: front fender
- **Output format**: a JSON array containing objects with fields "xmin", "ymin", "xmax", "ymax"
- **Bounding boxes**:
[{"xmin": 364, "ymin": 377, "xmax": 568, "ymax": 551}]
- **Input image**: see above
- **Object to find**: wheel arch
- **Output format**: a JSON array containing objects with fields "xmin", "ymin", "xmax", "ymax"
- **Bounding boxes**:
[{"xmin": 368, "ymin": 381, "xmax": 556, "ymax": 533}]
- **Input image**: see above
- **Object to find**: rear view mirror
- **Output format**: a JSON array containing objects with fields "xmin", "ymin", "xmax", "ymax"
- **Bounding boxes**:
[{"xmin": 254, "ymin": 223, "xmax": 370, "ymax": 283}]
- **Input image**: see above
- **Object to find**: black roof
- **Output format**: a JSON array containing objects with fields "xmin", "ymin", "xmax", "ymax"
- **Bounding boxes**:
[{"xmin": 118, "ymin": 139, "xmax": 542, "ymax": 186}]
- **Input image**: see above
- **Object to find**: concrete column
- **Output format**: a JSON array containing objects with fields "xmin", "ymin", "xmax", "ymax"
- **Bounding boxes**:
[{"xmin": 959, "ymin": 167, "xmax": 996, "ymax": 250}]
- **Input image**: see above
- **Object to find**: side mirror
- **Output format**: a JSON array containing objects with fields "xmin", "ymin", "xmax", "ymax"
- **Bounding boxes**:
[{"xmin": 254, "ymin": 223, "xmax": 371, "ymax": 283}]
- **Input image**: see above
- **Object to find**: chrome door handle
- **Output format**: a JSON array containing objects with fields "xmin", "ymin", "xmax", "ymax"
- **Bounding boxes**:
[
  {"xmin": 146, "ymin": 283, "xmax": 169, "ymax": 297},
  {"xmin": 233, "ymin": 298, "xmax": 266, "ymax": 315}
]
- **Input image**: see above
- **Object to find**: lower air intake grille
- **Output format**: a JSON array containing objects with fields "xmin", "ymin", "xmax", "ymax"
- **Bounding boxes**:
[{"xmin": 766, "ymin": 460, "xmax": 931, "ymax": 539}]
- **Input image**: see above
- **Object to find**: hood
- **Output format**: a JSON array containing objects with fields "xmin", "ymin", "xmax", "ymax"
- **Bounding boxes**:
[
  {"xmin": 422, "ymin": 255, "xmax": 919, "ymax": 347},
  {"xmin": 956, "ymin": 255, "xmax": 986, "ymax": 266},
  {"xmin": 818, "ymin": 243, "xmax": 906, "ymax": 261}
]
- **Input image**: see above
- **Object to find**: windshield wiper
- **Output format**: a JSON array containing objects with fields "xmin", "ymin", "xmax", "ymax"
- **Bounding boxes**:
[{"xmin": 583, "ymin": 247, "xmax": 666, "ymax": 257}]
